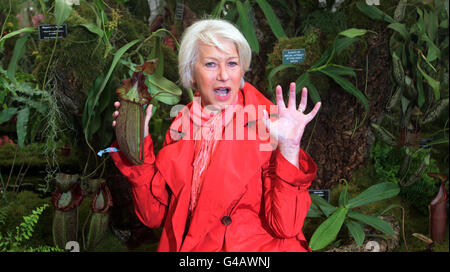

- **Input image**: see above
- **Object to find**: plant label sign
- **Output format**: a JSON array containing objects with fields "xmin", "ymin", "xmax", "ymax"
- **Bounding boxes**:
[
  {"xmin": 175, "ymin": 2, "xmax": 184, "ymax": 21},
  {"xmin": 282, "ymin": 49, "xmax": 305, "ymax": 64},
  {"xmin": 309, "ymin": 189, "xmax": 330, "ymax": 202},
  {"xmin": 38, "ymin": 24, "xmax": 67, "ymax": 40}
]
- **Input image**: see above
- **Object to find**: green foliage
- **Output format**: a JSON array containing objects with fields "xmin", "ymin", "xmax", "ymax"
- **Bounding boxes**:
[
  {"xmin": 370, "ymin": 139, "xmax": 442, "ymax": 215},
  {"xmin": 370, "ymin": 139, "xmax": 403, "ymax": 183},
  {"xmin": 0, "ymin": 67, "xmax": 55, "ymax": 149},
  {"xmin": 0, "ymin": 203, "xmax": 63, "ymax": 252},
  {"xmin": 266, "ymin": 27, "xmax": 370, "ymax": 123},
  {"xmin": 212, "ymin": 0, "xmax": 286, "ymax": 54},
  {"xmin": 55, "ymin": 0, "xmax": 73, "ymax": 26},
  {"xmin": 360, "ymin": 0, "xmax": 449, "ymax": 146},
  {"xmin": 307, "ymin": 180, "xmax": 400, "ymax": 251}
]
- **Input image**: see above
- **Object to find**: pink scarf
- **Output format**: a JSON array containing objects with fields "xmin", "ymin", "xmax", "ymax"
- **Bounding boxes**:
[{"xmin": 189, "ymin": 91, "xmax": 242, "ymax": 213}]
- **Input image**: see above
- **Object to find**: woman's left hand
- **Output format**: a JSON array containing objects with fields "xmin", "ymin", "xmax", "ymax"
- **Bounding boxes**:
[{"xmin": 263, "ymin": 82, "xmax": 321, "ymax": 167}]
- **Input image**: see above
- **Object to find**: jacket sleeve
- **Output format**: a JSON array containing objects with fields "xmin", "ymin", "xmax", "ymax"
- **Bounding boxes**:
[
  {"xmin": 110, "ymin": 135, "xmax": 169, "ymax": 229},
  {"xmin": 263, "ymin": 148, "xmax": 317, "ymax": 238}
]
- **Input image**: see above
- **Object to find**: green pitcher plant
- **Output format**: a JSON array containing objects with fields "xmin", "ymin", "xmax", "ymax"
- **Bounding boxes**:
[
  {"xmin": 307, "ymin": 181, "xmax": 400, "ymax": 251},
  {"xmin": 112, "ymin": 59, "xmax": 181, "ymax": 165}
]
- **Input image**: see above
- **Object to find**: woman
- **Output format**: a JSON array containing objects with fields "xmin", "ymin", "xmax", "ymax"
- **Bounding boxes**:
[{"xmin": 111, "ymin": 19, "xmax": 321, "ymax": 252}]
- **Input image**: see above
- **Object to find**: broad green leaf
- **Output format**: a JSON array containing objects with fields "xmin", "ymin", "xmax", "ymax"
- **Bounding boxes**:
[
  {"xmin": 348, "ymin": 211, "xmax": 394, "ymax": 236},
  {"xmin": 310, "ymin": 47, "xmax": 332, "ymax": 69},
  {"xmin": 346, "ymin": 219, "xmax": 365, "ymax": 246},
  {"xmin": 255, "ymin": 0, "xmax": 287, "ymax": 39},
  {"xmin": 417, "ymin": 60, "xmax": 440, "ymax": 100},
  {"xmin": 388, "ymin": 23, "xmax": 410, "ymax": 41},
  {"xmin": 84, "ymin": 39, "xmax": 140, "ymax": 140},
  {"xmin": 338, "ymin": 28, "xmax": 367, "ymax": 38},
  {"xmin": 0, "ymin": 27, "xmax": 36, "ymax": 45},
  {"xmin": 211, "ymin": 0, "xmax": 227, "ymax": 17},
  {"xmin": 150, "ymin": 38, "xmax": 164, "ymax": 77},
  {"xmin": 7, "ymin": 34, "xmax": 29, "ymax": 83},
  {"xmin": 0, "ymin": 107, "xmax": 18, "ymax": 125},
  {"xmin": 268, "ymin": 64, "xmax": 297, "ymax": 92},
  {"xmin": 145, "ymin": 74, "xmax": 182, "ymax": 96},
  {"xmin": 423, "ymin": 10, "xmax": 438, "ymax": 43},
  {"xmin": 309, "ymin": 207, "xmax": 348, "ymax": 251},
  {"xmin": 426, "ymin": 42, "xmax": 440, "ymax": 63},
  {"xmin": 146, "ymin": 75, "xmax": 182, "ymax": 105},
  {"xmin": 55, "ymin": 0, "xmax": 72, "ymax": 26},
  {"xmin": 320, "ymin": 69, "xmax": 370, "ymax": 116},
  {"xmin": 310, "ymin": 194, "xmax": 337, "ymax": 217},
  {"xmin": 295, "ymin": 73, "xmax": 321, "ymax": 104},
  {"xmin": 356, "ymin": 1, "xmax": 395, "ymax": 23},
  {"xmin": 17, "ymin": 107, "xmax": 30, "ymax": 148},
  {"xmin": 79, "ymin": 23, "xmax": 104, "ymax": 38},
  {"xmin": 347, "ymin": 182, "xmax": 400, "ymax": 209},
  {"xmin": 310, "ymin": 37, "xmax": 358, "ymax": 70},
  {"xmin": 294, "ymin": 72, "xmax": 310, "ymax": 90},
  {"xmin": 322, "ymin": 65, "xmax": 356, "ymax": 78},
  {"xmin": 89, "ymin": 111, "xmax": 102, "ymax": 141},
  {"xmin": 429, "ymin": 137, "xmax": 449, "ymax": 146},
  {"xmin": 236, "ymin": 0, "xmax": 259, "ymax": 54},
  {"xmin": 306, "ymin": 201, "xmax": 323, "ymax": 218},
  {"xmin": 82, "ymin": 75, "xmax": 103, "ymax": 133},
  {"xmin": 150, "ymin": 90, "xmax": 181, "ymax": 105},
  {"xmin": 334, "ymin": 37, "xmax": 359, "ymax": 56}
]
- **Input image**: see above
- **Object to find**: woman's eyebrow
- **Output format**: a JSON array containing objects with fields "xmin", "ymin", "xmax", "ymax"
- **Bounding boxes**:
[{"xmin": 203, "ymin": 56, "xmax": 239, "ymax": 61}]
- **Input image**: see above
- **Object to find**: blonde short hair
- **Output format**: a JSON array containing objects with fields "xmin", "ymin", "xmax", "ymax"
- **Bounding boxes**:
[{"xmin": 178, "ymin": 19, "xmax": 252, "ymax": 89}]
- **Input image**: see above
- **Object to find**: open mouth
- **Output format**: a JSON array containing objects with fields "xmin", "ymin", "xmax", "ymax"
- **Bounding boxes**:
[{"xmin": 214, "ymin": 87, "xmax": 231, "ymax": 97}]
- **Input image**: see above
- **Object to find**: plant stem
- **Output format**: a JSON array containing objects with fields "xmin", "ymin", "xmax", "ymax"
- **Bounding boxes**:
[
  {"xmin": 130, "ymin": 28, "xmax": 180, "ymax": 57},
  {"xmin": 5, "ymin": 145, "xmax": 19, "ymax": 196},
  {"xmin": 364, "ymin": 54, "xmax": 369, "ymax": 97},
  {"xmin": 305, "ymin": 111, "xmax": 320, "ymax": 153},
  {"xmin": 0, "ymin": 0, "xmax": 12, "ymax": 42},
  {"xmin": 42, "ymin": 38, "xmax": 58, "ymax": 90}
]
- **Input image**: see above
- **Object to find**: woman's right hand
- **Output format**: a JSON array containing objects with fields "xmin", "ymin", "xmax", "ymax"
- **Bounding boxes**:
[{"xmin": 112, "ymin": 101, "xmax": 154, "ymax": 138}]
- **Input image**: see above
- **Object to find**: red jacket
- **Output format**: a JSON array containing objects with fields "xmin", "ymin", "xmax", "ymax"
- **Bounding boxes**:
[{"xmin": 111, "ymin": 82, "xmax": 317, "ymax": 252}]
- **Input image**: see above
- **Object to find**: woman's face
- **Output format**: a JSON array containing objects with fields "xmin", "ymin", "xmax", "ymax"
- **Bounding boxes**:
[{"xmin": 193, "ymin": 39, "xmax": 244, "ymax": 110}]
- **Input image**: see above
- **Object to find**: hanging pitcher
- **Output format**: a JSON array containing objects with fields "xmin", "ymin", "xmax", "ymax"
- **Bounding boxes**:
[{"xmin": 428, "ymin": 173, "xmax": 448, "ymax": 243}]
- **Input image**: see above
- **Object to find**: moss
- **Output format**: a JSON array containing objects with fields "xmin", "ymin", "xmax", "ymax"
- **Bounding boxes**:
[
  {"xmin": 34, "ymin": 11, "xmax": 108, "ymax": 97},
  {"xmin": 0, "ymin": 142, "xmax": 84, "ymax": 171},
  {"xmin": 116, "ymin": 11, "xmax": 150, "ymax": 44}
]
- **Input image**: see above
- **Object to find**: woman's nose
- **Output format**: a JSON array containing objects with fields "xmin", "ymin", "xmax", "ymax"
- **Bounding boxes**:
[{"xmin": 217, "ymin": 64, "xmax": 229, "ymax": 81}]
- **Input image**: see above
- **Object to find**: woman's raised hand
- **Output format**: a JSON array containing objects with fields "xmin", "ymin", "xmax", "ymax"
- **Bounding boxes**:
[
  {"xmin": 112, "ymin": 101, "xmax": 154, "ymax": 138},
  {"xmin": 263, "ymin": 83, "xmax": 321, "ymax": 166}
]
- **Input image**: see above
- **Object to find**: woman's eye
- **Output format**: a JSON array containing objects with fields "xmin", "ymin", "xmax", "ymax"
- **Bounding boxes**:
[
  {"xmin": 205, "ymin": 62, "xmax": 216, "ymax": 68},
  {"xmin": 228, "ymin": 61, "xmax": 238, "ymax": 67}
]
